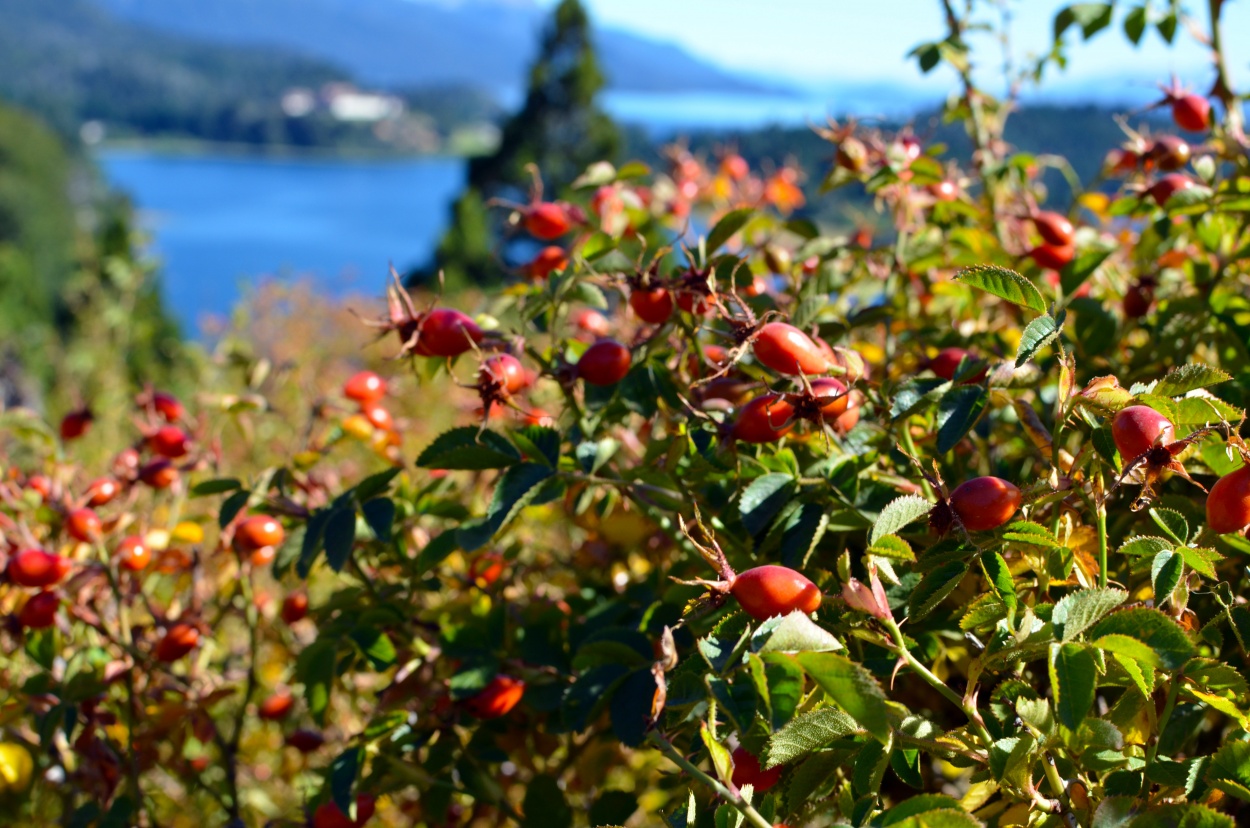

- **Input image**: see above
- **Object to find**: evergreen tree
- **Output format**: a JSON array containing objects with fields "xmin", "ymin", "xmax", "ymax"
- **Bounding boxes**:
[{"xmin": 419, "ymin": 0, "xmax": 620, "ymax": 288}]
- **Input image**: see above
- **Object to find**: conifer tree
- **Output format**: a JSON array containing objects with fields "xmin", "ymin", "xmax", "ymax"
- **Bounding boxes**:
[{"xmin": 419, "ymin": 0, "xmax": 620, "ymax": 287}]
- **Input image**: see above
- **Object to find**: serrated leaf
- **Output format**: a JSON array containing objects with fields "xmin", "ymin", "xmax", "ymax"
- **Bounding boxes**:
[
  {"xmin": 1016, "ymin": 312, "xmax": 1064, "ymax": 367},
  {"xmin": 1154, "ymin": 364, "xmax": 1232, "ymax": 397},
  {"xmin": 793, "ymin": 652, "xmax": 891, "ymax": 744},
  {"xmin": 1150, "ymin": 508, "xmax": 1189, "ymax": 545},
  {"xmin": 1151, "ymin": 551, "xmax": 1183, "ymax": 607},
  {"xmin": 936, "ymin": 386, "xmax": 988, "ymax": 453},
  {"xmin": 514, "ymin": 425, "xmax": 562, "ymax": 466},
  {"xmin": 980, "ymin": 552, "xmax": 1016, "ymax": 613},
  {"xmin": 955, "ymin": 264, "xmax": 1047, "ymax": 315},
  {"xmin": 762, "ymin": 706, "xmax": 859, "ymax": 767},
  {"xmin": 870, "ymin": 495, "xmax": 934, "ymax": 544},
  {"xmin": 706, "ymin": 207, "xmax": 753, "ymax": 252},
  {"xmin": 1003, "ymin": 521, "xmax": 1064, "ymax": 550},
  {"xmin": 1173, "ymin": 395, "xmax": 1243, "ymax": 427},
  {"xmin": 779, "ymin": 502, "xmax": 827, "ymax": 569},
  {"xmin": 416, "ymin": 427, "xmax": 521, "ymax": 470},
  {"xmin": 752, "ymin": 612, "xmax": 841, "ymax": 654},
  {"xmin": 484, "ymin": 463, "xmax": 556, "ymax": 538},
  {"xmin": 890, "ymin": 377, "xmax": 948, "ymax": 419},
  {"xmin": 909, "ymin": 561, "xmax": 967, "ymax": 620},
  {"xmin": 1118, "ymin": 536, "xmax": 1172, "ymax": 557},
  {"xmin": 1053, "ymin": 587, "xmax": 1128, "ymax": 642},
  {"xmin": 1126, "ymin": 804, "xmax": 1233, "ymax": 828},
  {"xmin": 1206, "ymin": 737, "xmax": 1250, "ymax": 803},
  {"xmin": 1050, "ymin": 642, "xmax": 1097, "ymax": 729},
  {"xmin": 1091, "ymin": 608, "xmax": 1195, "ymax": 670},
  {"xmin": 740, "ymin": 474, "xmax": 796, "ymax": 537},
  {"xmin": 1094, "ymin": 634, "xmax": 1163, "ymax": 670},
  {"xmin": 868, "ymin": 534, "xmax": 915, "ymax": 563}
]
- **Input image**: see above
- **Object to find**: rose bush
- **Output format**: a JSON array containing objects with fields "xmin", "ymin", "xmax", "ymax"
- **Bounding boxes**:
[{"xmin": 3, "ymin": 2, "xmax": 1250, "ymax": 827}]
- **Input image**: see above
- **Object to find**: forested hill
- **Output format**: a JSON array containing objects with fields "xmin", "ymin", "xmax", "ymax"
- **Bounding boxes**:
[
  {"xmin": 96, "ymin": 0, "xmax": 779, "ymax": 94},
  {"xmin": 0, "ymin": 0, "xmax": 348, "ymax": 141}
]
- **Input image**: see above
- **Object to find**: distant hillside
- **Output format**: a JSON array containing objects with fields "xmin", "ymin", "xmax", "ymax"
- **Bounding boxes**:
[
  {"xmin": 95, "ymin": 0, "xmax": 781, "ymax": 95},
  {"xmin": 0, "ymin": 0, "xmax": 501, "ymax": 150}
]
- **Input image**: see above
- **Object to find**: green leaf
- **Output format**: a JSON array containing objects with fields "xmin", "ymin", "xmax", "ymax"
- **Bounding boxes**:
[
  {"xmin": 190, "ymin": 478, "xmax": 241, "ymax": 497},
  {"xmin": 1149, "ymin": 508, "xmax": 1189, "ymax": 545},
  {"xmin": 909, "ymin": 561, "xmax": 968, "ymax": 620},
  {"xmin": 955, "ymin": 264, "xmax": 1047, "ymax": 315},
  {"xmin": 218, "ymin": 490, "xmax": 250, "ymax": 530},
  {"xmin": 1053, "ymin": 587, "xmax": 1128, "ymax": 642},
  {"xmin": 1061, "ymin": 247, "xmax": 1115, "ymax": 296},
  {"xmin": 1050, "ymin": 642, "xmax": 1097, "ymax": 729},
  {"xmin": 1127, "ymin": 804, "xmax": 1233, "ymax": 828},
  {"xmin": 1123, "ymin": 5, "xmax": 1146, "ymax": 44},
  {"xmin": 701, "ymin": 723, "xmax": 734, "ymax": 784},
  {"xmin": 793, "ymin": 652, "xmax": 891, "ymax": 744},
  {"xmin": 416, "ymin": 427, "xmax": 521, "ymax": 470},
  {"xmin": 1003, "ymin": 521, "xmax": 1064, "ymax": 550},
  {"xmin": 415, "ymin": 530, "xmax": 458, "ymax": 575},
  {"xmin": 740, "ymin": 474, "xmax": 796, "ymax": 537},
  {"xmin": 1091, "ymin": 608, "xmax": 1196, "ymax": 670},
  {"xmin": 329, "ymin": 747, "xmax": 360, "ymax": 816},
  {"xmin": 1172, "ymin": 396, "xmax": 1243, "ymax": 427},
  {"xmin": 890, "ymin": 377, "xmax": 947, "ymax": 419},
  {"xmin": 1154, "ymin": 364, "xmax": 1232, "ymax": 397},
  {"xmin": 1015, "ymin": 311, "xmax": 1064, "ymax": 367},
  {"xmin": 522, "ymin": 775, "xmax": 572, "ymax": 828},
  {"xmin": 751, "ymin": 612, "xmax": 842, "ymax": 655},
  {"xmin": 323, "ymin": 508, "xmax": 357, "ymax": 572},
  {"xmin": 980, "ymin": 552, "xmax": 1016, "ymax": 613},
  {"xmin": 763, "ymin": 706, "xmax": 860, "ymax": 767},
  {"xmin": 706, "ymin": 207, "xmax": 753, "ymax": 252},
  {"xmin": 779, "ymin": 502, "xmax": 828, "ymax": 569},
  {"xmin": 882, "ymin": 796, "xmax": 975, "ymax": 826},
  {"xmin": 515, "ymin": 425, "xmax": 562, "ymax": 467},
  {"xmin": 1094, "ymin": 634, "xmax": 1164, "ymax": 670},
  {"xmin": 1118, "ymin": 536, "xmax": 1172, "ymax": 558},
  {"xmin": 868, "ymin": 533, "xmax": 915, "ymax": 563},
  {"xmin": 936, "ymin": 386, "xmax": 988, "ymax": 453},
  {"xmin": 361, "ymin": 498, "xmax": 395, "ymax": 543},
  {"xmin": 1207, "ymin": 740, "xmax": 1250, "ymax": 803},
  {"xmin": 297, "ymin": 638, "xmax": 336, "ymax": 726},
  {"xmin": 473, "ymin": 463, "xmax": 556, "ymax": 548},
  {"xmin": 885, "ymin": 810, "xmax": 982, "ymax": 828},
  {"xmin": 1151, "ymin": 551, "xmax": 1183, "ymax": 607},
  {"xmin": 870, "ymin": 495, "xmax": 934, "ymax": 544}
]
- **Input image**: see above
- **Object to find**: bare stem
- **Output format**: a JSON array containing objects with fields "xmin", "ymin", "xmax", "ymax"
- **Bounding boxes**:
[{"xmin": 646, "ymin": 731, "xmax": 773, "ymax": 828}]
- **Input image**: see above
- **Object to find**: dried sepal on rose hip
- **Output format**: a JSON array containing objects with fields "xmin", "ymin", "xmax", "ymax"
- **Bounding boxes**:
[
  {"xmin": 357, "ymin": 268, "xmax": 488, "ymax": 360},
  {"xmin": 1105, "ymin": 404, "xmax": 1229, "ymax": 510},
  {"xmin": 896, "ymin": 446, "xmax": 1022, "ymax": 536},
  {"xmin": 672, "ymin": 512, "xmax": 822, "ymax": 621}
]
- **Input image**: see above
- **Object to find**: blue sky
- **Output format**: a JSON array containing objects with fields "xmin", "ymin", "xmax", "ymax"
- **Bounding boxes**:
[{"xmin": 550, "ymin": 0, "xmax": 1248, "ymax": 98}]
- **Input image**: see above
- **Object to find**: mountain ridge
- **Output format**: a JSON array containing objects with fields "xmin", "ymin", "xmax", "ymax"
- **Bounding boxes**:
[{"xmin": 95, "ymin": 0, "xmax": 788, "ymax": 95}]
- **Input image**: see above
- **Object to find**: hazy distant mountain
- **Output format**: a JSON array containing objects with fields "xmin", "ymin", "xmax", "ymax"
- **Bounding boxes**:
[{"xmin": 95, "ymin": 0, "xmax": 784, "ymax": 95}]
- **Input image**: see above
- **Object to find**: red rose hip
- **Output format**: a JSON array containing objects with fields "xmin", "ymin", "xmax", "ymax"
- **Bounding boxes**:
[
  {"xmin": 1207, "ymin": 466, "xmax": 1250, "ymax": 535},
  {"xmin": 753, "ymin": 323, "xmax": 831, "ymax": 375},
  {"xmin": 948, "ymin": 477, "xmax": 1022, "ymax": 531},
  {"xmin": 577, "ymin": 340, "xmax": 632, "ymax": 386},
  {"xmin": 464, "ymin": 675, "xmax": 525, "ymax": 719},
  {"xmin": 8, "ymin": 549, "xmax": 71, "ymax": 588},
  {"xmin": 730, "ymin": 565, "xmax": 822, "ymax": 620},
  {"xmin": 343, "ymin": 371, "xmax": 386, "ymax": 404},
  {"xmin": 731, "ymin": 746, "xmax": 783, "ymax": 792},
  {"xmin": 414, "ymin": 309, "xmax": 483, "ymax": 358},
  {"xmin": 731, "ymin": 395, "xmax": 795, "ymax": 444},
  {"xmin": 629, "ymin": 287, "xmax": 675, "ymax": 324},
  {"xmin": 1112, "ymin": 405, "xmax": 1175, "ymax": 461}
]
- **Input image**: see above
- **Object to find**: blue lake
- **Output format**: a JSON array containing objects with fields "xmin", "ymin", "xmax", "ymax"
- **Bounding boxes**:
[{"xmin": 99, "ymin": 151, "xmax": 466, "ymax": 332}]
